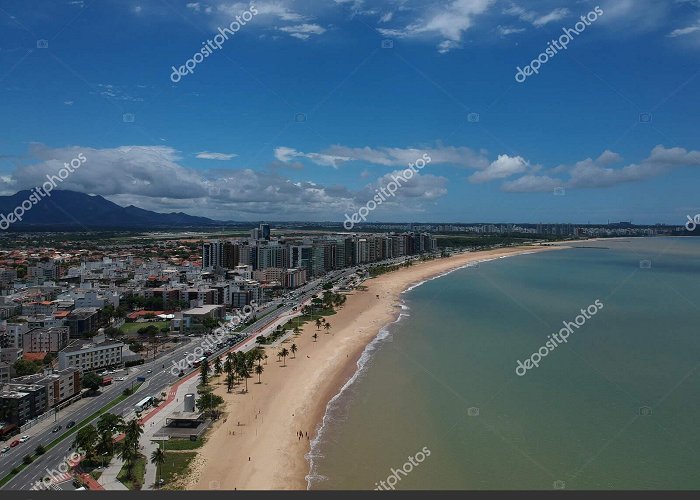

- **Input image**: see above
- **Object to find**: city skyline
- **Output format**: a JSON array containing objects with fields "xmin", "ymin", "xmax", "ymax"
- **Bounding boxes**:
[{"xmin": 0, "ymin": 1, "xmax": 699, "ymax": 225}]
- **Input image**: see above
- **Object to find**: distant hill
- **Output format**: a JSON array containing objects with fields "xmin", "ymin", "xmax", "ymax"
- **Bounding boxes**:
[{"xmin": 0, "ymin": 190, "xmax": 228, "ymax": 230}]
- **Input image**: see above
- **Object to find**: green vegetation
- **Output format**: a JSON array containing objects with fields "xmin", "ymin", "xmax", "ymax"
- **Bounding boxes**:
[
  {"xmin": 12, "ymin": 359, "xmax": 44, "ymax": 376},
  {"xmin": 436, "ymin": 234, "xmax": 547, "ymax": 249},
  {"xmin": 119, "ymin": 321, "xmax": 168, "ymax": 335},
  {"xmin": 368, "ymin": 260, "xmax": 413, "ymax": 277},
  {"xmin": 160, "ymin": 451, "xmax": 197, "ymax": 488},
  {"xmin": 81, "ymin": 372, "xmax": 103, "ymax": 392},
  {"xmin": 153, "ymin": 438, "xmax": 204, "ymax": 451},
  {"xmin": 117, "ymin": 418, "xmax": 145, "ymax": 489},
  {"xmin": 117, "ymin": 454, "xmax": 146, "ymax": 490}
]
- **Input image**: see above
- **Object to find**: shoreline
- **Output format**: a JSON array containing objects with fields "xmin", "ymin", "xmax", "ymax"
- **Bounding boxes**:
[{"xmin": 184, "ymin": 245, "xmax": 566, "ymax": 490}]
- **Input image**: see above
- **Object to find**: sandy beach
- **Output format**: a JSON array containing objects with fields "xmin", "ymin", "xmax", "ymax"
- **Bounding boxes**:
[{"xmin": 184, "ymin": 245, "xmax": 564, "ymax": 490}]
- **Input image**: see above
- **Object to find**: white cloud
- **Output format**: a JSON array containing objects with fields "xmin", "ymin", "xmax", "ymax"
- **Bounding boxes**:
[
  {"xmin": 502, "ymin": 174, "xmax": 561, "ymax": 192},
  {"xmin": 377, "ymin": 0, "xmax": 494, "ymax": 53},
  {"xmin": 668, "ymin": 20, "xmax": 700, "ymax": 37},
  {"xmin": 278, "ymin": 23, "xmax": 326, "ymax": 39},
  {"xmin": 469, "ymin": 154, "xmax": 528, "ymax": 183},
  {"xmin": 502, "ymin": 146, "xmax": 700, "ymax": 192},
  {"xmin": 274, "ymin": 146, "xmax": 350, "ymax": 168},
  {"xmin": 497, "ymin": 25, "xmax": 525, "ymax": 36},
  {"xmin": 0, "ymin": 144, "xmax": 361, "ymax": 220},
  {"xmin": 318, "ymin": 144, "xmax": 489, "ymax": 169},
  {"xmin": 504, "ymin": 4, "xmax": 569, "ymax": 27},
  {"xmin": 196, "ymin": 151, "xmax": 238, "ymax": 160}
]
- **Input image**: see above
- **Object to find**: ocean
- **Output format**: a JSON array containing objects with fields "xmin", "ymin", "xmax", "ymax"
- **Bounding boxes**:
[{"xmin": 307, "ymin": 237, "xmax": 700, "ymax": 490}]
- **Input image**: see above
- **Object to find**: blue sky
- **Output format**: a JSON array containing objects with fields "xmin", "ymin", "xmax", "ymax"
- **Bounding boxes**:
[{"xmin": 1, "ymin": 0, "xmax": 699, "ymax": 224}]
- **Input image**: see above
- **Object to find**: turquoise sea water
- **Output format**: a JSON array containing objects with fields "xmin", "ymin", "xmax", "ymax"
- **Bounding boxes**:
[{"xmin": 307, "ymin": 237, "xmax": 700, "ymax": 490}]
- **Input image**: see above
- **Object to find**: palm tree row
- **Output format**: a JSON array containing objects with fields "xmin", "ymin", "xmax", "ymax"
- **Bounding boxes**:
[{"xmin": 218, "ymin": 347, "xmax": 267, "ymax": 392}]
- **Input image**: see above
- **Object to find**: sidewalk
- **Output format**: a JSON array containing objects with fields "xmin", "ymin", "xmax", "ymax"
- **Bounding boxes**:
[
  {"xmin": 97, "ymin": 456, "xmax": 127, "ymax": 490},
  {"xmin": 141, "ymin": 375, "xmax": 201, "ymax": 490}
]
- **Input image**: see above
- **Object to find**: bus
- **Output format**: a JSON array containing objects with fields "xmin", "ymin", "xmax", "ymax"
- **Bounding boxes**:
[
  {"xmin": 100, "ymin": 377, "xmax": 113, "ymax": 386},
  {"xmin": 134, "ymin": 396, "xmax": 154, "ymax": 413},
  {"xmin": 192, "ymin": 356, "xmax": 207, "ymax": 368}
]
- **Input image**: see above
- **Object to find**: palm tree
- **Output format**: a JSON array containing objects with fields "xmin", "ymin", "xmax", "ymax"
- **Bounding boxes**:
[
  {"xmin": 279, "ymin": 348, "xmax": 289, "ymax": 367},
  {"xmin": 253, "ymin": 348, "xmax": 265, "ymax": 367},
  {"xmin": 312, "ymin": 333, "xmax": 318, "ymax": 342},
  {"xmin": 290, "ymin": 343, "xmax": 298, "ymax": 359},
  {"xmin": 119, "ymin": 419, "xmax": 144, "ymax": 480},
  {"xmin": 213, "ymin": 356, "xmax": 222, "ymax": 376},
  {"xmin": 73, "ymin": 424, "xmax": 98, "ymax": 461},
  {"xmin": 226, "ymin": 372, "xmax": 235, "ymax": 393},
  {"xmin": 150, "ymin": 445, "xmax": 165, "ymax": 488},
  {"xmin": 200, "ymin": 360, "xmax": 210, "ymax": 385},
  {"xmin": 324, "ymin": 322, "xmax": 331, "ymax": 334},
  {"xmin": 315, "ymin": 318, "xmax": 323, "ymax": 330},
  {"xmin": 293, "ymin": 326, "xmax": 301, "ymax": 336},
  {"xmin": 255, "ymin": 364, "xmax": 264, "ymax": 383},
  {"xmin": 239, "ymin": 363, "xmax": 250, "ymax": 392}
]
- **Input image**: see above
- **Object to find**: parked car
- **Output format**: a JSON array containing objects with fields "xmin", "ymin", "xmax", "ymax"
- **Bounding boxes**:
[
  {"xmin": 19, "ymin": 435, "xmax": 29, "ymax": 443},
  {"xmin": 1, "ymin": 446, "xmax": 9, "ymax": 453},
  {"xmin": 146, "ymin": 369, "xmax": 153, "ymax": 374},
  {"xmin": 66, "ymin": 421, "xmax": 76, "ymax": 429},
  {"xmin": 9, "ymin": 440, "xmax": 19, "ymax": 447},
  {"xmin": 52, "ymin": 425, "xmax": 62, "ymax": 433}
]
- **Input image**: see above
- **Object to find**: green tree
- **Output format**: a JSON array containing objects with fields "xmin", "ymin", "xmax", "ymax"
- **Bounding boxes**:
[
  {"xmin": 119, "ymin": 418, "xmax": 144, "ymax": 480},
  {"xmin": 150, "ymin": 446, "xmax": 166, "ymax": 487},
  {"xmin": 255, "ymin": 364, "xmax": 264, "ymax": 383},
  {"xmin": 290, "ymin": 343, "xmax": 298, "ymax": 359},
  {"xmin": 213, "ymin": 356, "xmax": 222, "ymax": 376},
  {"xmin": 324, "ymin": 322, "xmax": 331, "ymax": 334},
  {"xmin": 315, "ymin": 318, "xmax": 323, "ymax": 330},
  {"xmin": 82, "ymin": 372, "xmax": 103, "ymax": 392},
  {"xmin": 73, "ymin": 424, "xmax": 99, "ymax": 460},
  {"xmin": 12, "ymin": 359, "xmax": 42, "ymax": 377},
  {"xmin": 199, "ymin": 360, "xmax": 210, "ymax": 385}
]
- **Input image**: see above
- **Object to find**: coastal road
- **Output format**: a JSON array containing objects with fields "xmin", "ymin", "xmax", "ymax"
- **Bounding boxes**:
[
  {"xmin": 0, "ymin": 339, "xmax": 196, "ymax": 490},
  {"xmin": 0, "ymin": 269, "xmax": 355, "ymax": 490},
  {"xmin": 1, "ymin": 262, "xmax": 395, "ymax": 490}
]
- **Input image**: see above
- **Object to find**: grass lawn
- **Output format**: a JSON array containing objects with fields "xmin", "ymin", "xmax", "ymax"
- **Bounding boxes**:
[
  {"xmin": 160, "ymin": 452, "xmax": 197, "ymax": 488},
  {"xmin": 154, "ymin": 438, "xmax": 204, "ymax": 451},
  {"xmin": 117, "ymin": 455, "xmax": 146, "ymax": 490},
  {"xmin": 119, "ymin": 321, "xmax": 168, "ymax": 334}
]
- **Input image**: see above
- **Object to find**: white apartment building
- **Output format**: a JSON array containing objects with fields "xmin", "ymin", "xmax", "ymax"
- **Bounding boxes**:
[{"xmin": 58, "ymin": 339, "xmax": 124, "ymax": 372}]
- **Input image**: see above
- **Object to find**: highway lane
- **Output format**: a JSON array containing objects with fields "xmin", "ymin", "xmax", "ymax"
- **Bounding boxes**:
[
  {"xmin": 0, "ymin": 340, "xmax": 194, "ymax": 489},
  {"xmin": 1, "ymin": 263, "xmax": 385, "ymax": 490}
]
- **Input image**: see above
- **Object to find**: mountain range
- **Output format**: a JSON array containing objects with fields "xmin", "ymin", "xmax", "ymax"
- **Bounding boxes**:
[{"xmin": 0, "ymin": 190, "xmax": 227, "ymax": 230}]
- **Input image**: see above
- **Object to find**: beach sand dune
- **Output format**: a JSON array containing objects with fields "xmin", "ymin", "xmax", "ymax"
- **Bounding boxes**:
[{"xmin": 185, "ymin": 246, "xmax": 563, "ymax": 490}]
